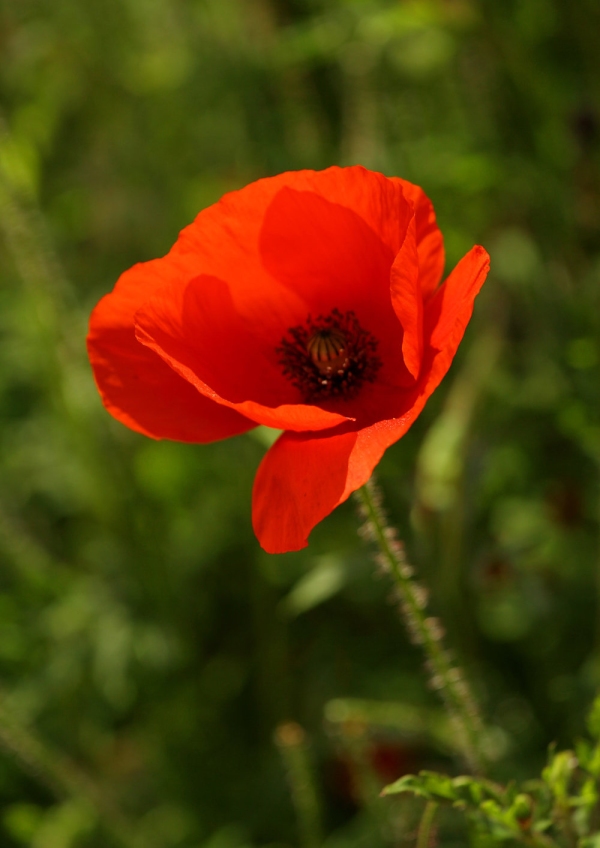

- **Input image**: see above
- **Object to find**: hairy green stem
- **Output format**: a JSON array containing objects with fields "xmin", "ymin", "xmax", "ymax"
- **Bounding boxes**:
[{"xmin": 356, "ymin": 478, "xmax": 485, "ymax": 773}]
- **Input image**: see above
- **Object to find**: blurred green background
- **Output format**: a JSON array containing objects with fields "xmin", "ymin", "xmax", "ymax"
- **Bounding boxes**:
[{"xmin": 1, "ymin": 0, "xmax": 600, "ymax": 845}]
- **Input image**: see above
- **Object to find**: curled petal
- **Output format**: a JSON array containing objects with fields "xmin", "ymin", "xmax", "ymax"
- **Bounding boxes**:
[
  {"xmin": 87, "ymin": 260, "xmax": 253, "ymax": 443},
  {"xmin": 390, "ymin": 215, "xmax": 423, "ymax": 380},
  {"xmin": 392, "ymin": 178, "xmax": 445, "ymax": 300},
  {"xmin": 424, "ymin": 245, "xmax": 491, "ymax": 392}
]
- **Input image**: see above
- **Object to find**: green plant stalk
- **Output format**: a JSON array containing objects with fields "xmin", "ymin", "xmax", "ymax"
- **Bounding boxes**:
[
  {"xmin": 416, "ymin": 800, "xmax": 438, "ymax": 848},
  {"xmin": 356, "ymin": 478, "xmax": 485, "ymax": 774},
  {"xmin": 332, "ymin": 719, "xmax": 391, "ymax": 834},
  {"xmin": 275, "ymin": 722, "xmax": 323, "ymax": 848}
]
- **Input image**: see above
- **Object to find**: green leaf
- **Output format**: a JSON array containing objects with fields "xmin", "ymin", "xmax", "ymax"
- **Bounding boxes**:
[
  {"xmin": 452, "ymin": 775, "xmax": 506, "ymax": 806},
  {"xmin": 382, "ymin": 771, "xmax": 458, "ymax": 801},
  {"xmin": 542, "ymin": 749, "xmax": 578, "ymax": 800},
  {"xmin": 280, "ymin": 556, "xmax": 348, "ymax": 617},
  {"xmin": 511, "ymin": 793, "xmax": 533, "ymax": 821}
]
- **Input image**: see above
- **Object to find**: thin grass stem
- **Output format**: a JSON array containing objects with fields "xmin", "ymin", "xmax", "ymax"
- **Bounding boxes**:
[
  {"xmin": 416, "ymin": 800, "xmax": 438, "ymax": 848},
  {"xmin": 275, "ymin": 722, "xmax": 323, "ymax": 848}
]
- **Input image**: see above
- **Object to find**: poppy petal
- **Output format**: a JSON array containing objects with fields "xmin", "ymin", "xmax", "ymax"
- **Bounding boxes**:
[
  {"xmin": 291, "ymin": 166, "xmax": 411, "ymax": 254},
  {"xmin": 390, "ymin": 215, "xmax": 423, "ymax": 380},
  {"xmin": 252, "ymin": 246, "xmax": 490, "ymax": 554},
  {"xmin": 139, "ymin": 168, "xmax": 425, "ymax": 392},
  {"xmin": 175, "ymin": 167, "xmax": 413, "ymax": 329},
  {"xmin": 392, "ymin": 178, "xmax": 445, "ymax": 300},
  {"xmin": 252, "ymin": 410, "xmax": 425, "ymax": 554},
  {"xmin": 424, "ymin": 245, "xmax": 491, "ymax": 391},
  {"xmin": 87, "ymin": 260, "xmax": 253, "ymax": 443},
  {"xmin": 252, "ymin": 428, "xmax": 357, "ymax": 553},
  {"xmin": 258, "ymin": 187, "xmax": 409, "ymax": 374},
  {"xmin": 88, "ymin": 167, "xmax": 485, "ymax": 552},
  {"xmin": 134, "ymin": 275, "xmax": 352, "ymax": 432}
]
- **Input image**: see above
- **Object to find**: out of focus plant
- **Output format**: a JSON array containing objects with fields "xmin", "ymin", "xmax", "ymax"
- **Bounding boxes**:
[
  {"xmin": 1, "ymin": 0, "xmax": 600, "ymax": 847},
  {"xmin": 383, "ymin": 694, "xmax": 600, "ymax": 847}
]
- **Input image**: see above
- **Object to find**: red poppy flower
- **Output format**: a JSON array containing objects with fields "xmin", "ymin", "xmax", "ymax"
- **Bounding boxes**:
[{"xmin": 87, "ymin": 166, "xmax": 489, "ymax": 554}]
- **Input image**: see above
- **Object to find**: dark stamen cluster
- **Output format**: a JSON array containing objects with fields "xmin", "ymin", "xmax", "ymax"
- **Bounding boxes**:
[{"xmin": 277, "ymin": 309, "xmax": 381, "ymax": 402}]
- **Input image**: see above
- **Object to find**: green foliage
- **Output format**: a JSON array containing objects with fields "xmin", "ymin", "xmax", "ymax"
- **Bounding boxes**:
[
  {"xmin": 0, "ymin": 0, "xmax": 600, "ymax": 846},
  {"xmin": 383, "ymin": 696, "xmax": 600, "ymax": 846}
]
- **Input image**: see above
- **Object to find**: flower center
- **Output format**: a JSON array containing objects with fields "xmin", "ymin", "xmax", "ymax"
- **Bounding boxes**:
[
  {"xmin": 306, "ymin": 328, "xmax": 349, "ymax": 375},
  {"xmin": 277, "ymin": 309, "xmax": 381, "ymax": 402}
]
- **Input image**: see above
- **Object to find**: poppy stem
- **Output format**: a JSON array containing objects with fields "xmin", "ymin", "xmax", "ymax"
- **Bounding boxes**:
[{"xmin": 355, "ymin": 477, "xmax": 485, "ymax": 774}]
